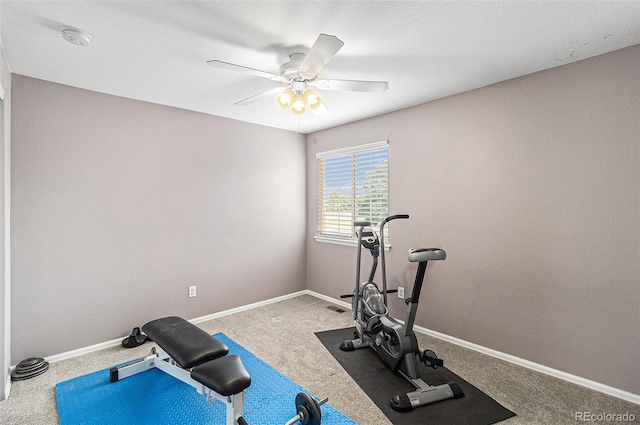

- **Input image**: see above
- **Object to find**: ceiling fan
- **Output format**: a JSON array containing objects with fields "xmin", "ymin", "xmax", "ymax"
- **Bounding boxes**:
[{"xmin": 206, "ymin": 34, "xmax": 389, "ymax": 115}]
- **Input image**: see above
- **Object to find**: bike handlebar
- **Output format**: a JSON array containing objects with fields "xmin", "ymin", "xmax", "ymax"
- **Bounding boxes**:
[
  {"xmin": 380, "ymin": 214, "xmax": 410, "ymax": 228},
  {"xmin": 353, "ymin": 215, "xmax": 409, "ymax": 229}
]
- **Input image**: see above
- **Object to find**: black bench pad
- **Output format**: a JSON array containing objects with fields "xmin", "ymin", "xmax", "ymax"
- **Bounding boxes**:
[
  {"xmin": 142, "ymin": 316, "xmax": 228, "ymax": 369},
  {"xmin": 191, "ymin": 355, "xmax": 251, "ymax": 396}
]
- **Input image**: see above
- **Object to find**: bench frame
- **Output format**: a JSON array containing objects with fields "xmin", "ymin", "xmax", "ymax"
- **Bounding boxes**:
[{"xmin": 110, "ymin": 346, "xmax": 245, "ymax": 425}]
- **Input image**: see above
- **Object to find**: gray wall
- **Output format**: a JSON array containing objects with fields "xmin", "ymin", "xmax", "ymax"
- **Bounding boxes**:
[
  {"xmin": 6, "ymin": 44, "xmax": 639, "ymax": 398},
  {"xmin": 0, "ymin": 33, "xmax": 11, "ymax": 400},
  {"xmin": 306, "ymin": 45, "xmax": 640, "ymax": 395},
  {"xmin": 11, "ymin": 75, "xmax": 306, "ymax": 363}
]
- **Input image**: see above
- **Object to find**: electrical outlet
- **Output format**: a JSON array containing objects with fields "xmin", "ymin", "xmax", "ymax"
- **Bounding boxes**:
[
  {"xmin": 188, "ymin": 286, "xmax": 196, "ymax": 298},
  {"xmin": 398, "ymin": 286, "xmax": 404, "ymax": 299}
]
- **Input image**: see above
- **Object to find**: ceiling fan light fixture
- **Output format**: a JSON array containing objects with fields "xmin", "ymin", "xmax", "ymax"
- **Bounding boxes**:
[
  {"xmin": 276, "ymin": 89, "xmax": 295, "ymax": 109},
  {"xmin": 290, "ymin": 94, "xmax": 307, "ymax": 115},
  {"xmin": 208, "ymin": 33, "xmax": 388, "ymax": 117},
  {"xmin": 276, "ymin": 88, "xmax": 322, "ymax": 115},
  {"xmin": 304, "ymin": 90, "xmax": 322, "ymax": 110}
]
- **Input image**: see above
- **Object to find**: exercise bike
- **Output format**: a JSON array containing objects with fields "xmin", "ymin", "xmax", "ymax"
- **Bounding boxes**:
[{"xmin": 339, "ymin": 215, "xmax": 463, "ymax": 412}]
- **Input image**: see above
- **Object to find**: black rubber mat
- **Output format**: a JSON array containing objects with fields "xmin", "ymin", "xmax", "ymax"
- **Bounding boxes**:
[{"xmin": 316, "ymin": 327, "xmax": 516, "ymax": 425}]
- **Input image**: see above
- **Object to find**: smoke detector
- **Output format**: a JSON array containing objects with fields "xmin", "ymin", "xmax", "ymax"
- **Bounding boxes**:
[{"xmin": 62, "ymin": 27, "xmax": 91, "ymax": 46}]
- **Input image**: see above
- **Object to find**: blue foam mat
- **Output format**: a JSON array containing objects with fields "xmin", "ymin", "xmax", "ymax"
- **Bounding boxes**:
[{"xmin": 56, "ymin": 333, "xmax": 356, "ymax": 425}]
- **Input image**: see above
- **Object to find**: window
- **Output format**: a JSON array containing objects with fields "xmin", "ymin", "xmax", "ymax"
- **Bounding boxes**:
[{"xmin": 316, "ymin": 140, "xmax": 389, "ymax": 246}]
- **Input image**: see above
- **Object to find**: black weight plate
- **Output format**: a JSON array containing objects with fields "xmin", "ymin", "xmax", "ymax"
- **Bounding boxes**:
[
  {"xmin": 17, "ymin": 357, "xmax": 45, "ymax": 368},
  {"xmin": 295, "ymin": 392, "xmax": 322, "ymax": 425},
  {"xmin": 15, "ymin": 364, "xmax": 43, "ymax": 373},
  {"xmin": 11, "ymin": 362, "xmax": 49, "ymax": 380},
  {"xmin": 14, "ymin": 361, "xmax": 48, "ymax": 375},
  {"xmin": 15, "ymin": 359, "xmax": 47, "ymax": 373}
]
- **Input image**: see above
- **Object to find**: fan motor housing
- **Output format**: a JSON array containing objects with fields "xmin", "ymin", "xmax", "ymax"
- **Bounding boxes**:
[{"xmin": 279, "ymin": 53, "xmax": 306, "ymax": 79}]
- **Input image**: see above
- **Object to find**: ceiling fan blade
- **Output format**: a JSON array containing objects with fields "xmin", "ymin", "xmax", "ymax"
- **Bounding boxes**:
[
  {"xmin": 234, "ymin": 87, "xmax": 285, "ymax": 106},
  {"xmin": 298, "ymin": 34, "xmax": 344, "ymax": 79},
  {"xmin": 314, "ymin": 79, "xmax": 389, "ymax": 93},
  {"xmin": 207, "ymin": 60, "xmax": 289, "ymax": 83}
]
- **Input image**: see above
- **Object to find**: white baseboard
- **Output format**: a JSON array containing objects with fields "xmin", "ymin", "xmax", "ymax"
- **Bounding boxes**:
[
  {"xmin": 39, "ymin": 290, "xmax": 309, "ymax": 366},
  {"xmin": 190, "ymin": 290, "xmax": 307, "ymax": 325},
  {"xmin": 22, "ymin": 289, "xmax": 639, "ymax": 406},
  {"xmin": 2, "ymin": 373, "xmax": 10, "ymax": 400},
  {"xmin": 306, "ymin": 290, "xmax": 640, "ymax": 405},
  {"xmin": 43, "ymin": 336, "xmax": 130, "ymax": 365},
  {"xmin": 306, "ymin": 289, "xmax": 353, "ymax": 310},
  {"xmin": 412, "ymin": 324, "xmax": 640, "ymax": 405}
]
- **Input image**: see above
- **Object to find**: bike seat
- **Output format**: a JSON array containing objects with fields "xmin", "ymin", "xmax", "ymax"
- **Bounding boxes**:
[{"xmin": 408, "ymin": 248, "xmax": 446, "ymax": 262}]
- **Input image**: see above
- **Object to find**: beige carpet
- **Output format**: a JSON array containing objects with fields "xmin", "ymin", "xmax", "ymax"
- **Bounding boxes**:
[{"xmin": 1, "ymin": 294, "xmax": 638, "ymax": 424}]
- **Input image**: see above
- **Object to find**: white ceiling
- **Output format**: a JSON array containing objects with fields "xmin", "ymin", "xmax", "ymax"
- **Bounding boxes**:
[{"xmin": 1, "ymin": 1, "xmax": 639, "ymax": 134}]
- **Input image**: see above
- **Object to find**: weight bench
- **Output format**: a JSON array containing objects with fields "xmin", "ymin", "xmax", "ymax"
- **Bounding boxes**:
[{"xmin": 110, "ymin": 316, "xmax": 252, "ymax": 425}]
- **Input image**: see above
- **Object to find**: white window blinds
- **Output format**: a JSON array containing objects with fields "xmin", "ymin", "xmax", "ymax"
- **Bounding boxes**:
[{"xmin": 316, "ymin": 141, "xmax": 389, "ymax": 242}]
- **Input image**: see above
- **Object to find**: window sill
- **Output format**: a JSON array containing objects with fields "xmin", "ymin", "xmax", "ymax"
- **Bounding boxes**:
[{"xmin": 314, "ymin": 235, "xmax": 391, "ymax": 251}]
